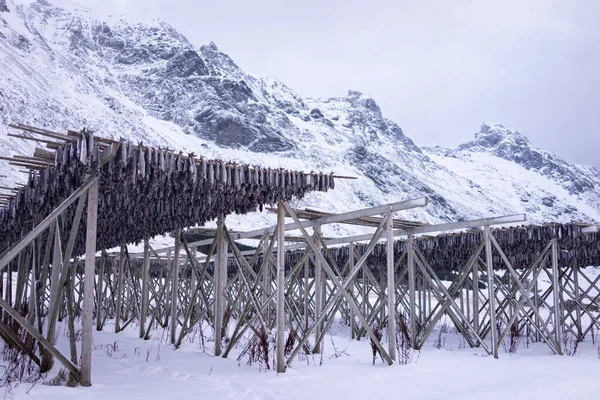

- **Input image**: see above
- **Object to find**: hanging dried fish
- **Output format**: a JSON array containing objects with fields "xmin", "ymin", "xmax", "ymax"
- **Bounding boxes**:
[
  {"xmin": 233, "ymin": 165, "xmax": 240, "ymax": 188},
  {"xmin": 200, "ymin": 158, "xmax": 207, "ymax": 181},
  {"xmin": 221, "ymin": 163, "xmax": 227, "ymax": 185},
  {"xmin": 188, "ymin": 153, "xmax": 197, "ymax": 186},
  {"xmin": 137, "ymin": 143, "xmax": 146, "ymax": 179}
]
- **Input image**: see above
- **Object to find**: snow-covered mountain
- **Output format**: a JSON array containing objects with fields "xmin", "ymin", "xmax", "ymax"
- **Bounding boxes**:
[{"xmin": 1, "ymin": 0, "xmax": 599, "ymax": 233}]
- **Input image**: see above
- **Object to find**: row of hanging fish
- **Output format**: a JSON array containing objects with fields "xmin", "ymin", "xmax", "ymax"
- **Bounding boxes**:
[
  {"xmin": 275, "ymin": 223, "xmax": 600, "ymax": 280},
  {"xmin": 45, "ymin": 221, "xmax": 600, "ymax": 287},
  {"xmin": 0, "ymin": 132, "xmax": 334, "ymax": 256}
]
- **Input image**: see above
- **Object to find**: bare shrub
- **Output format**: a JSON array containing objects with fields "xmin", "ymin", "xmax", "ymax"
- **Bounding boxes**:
[
  {"xmin": 43, "ymin": 369, "xmax": 67, "ymax": 387},
  {"xmin": 221, "ymin": 305, "xmax": 232, "ymax": 340},
  {"xmin": 509, "ymin": 321, "xmax": 521, "ymax": 354},
  {"xmin": 329, "ymin": 334, "xmax": 349, "ymax": 359},
  {"xmin": 396, "ymin": 314, "xmax": 417, "ymax": 365},
  {"xmin": 370, "ymin": 324, "xmax": 383, "ymax": 365},
  {"xmin": 433, "ymin": 328, "xmax": 446, "ymax": 350},
  {"xmin": 0, "ymin": 338, "xmax": 42, "ymax": 391},
  {"xmin": 563, "ymin": 333, "xmax": 580, "ymax": 357},
  {"xmin": 105, "ymin": 341, "xmax": 120, "ymax": 358},
  {"xmin": 238, "ymin": 326, "xmax": 270, "ymax": 371},
  {"xmin": 145, "ymin": 346, "xmax": 152, "ymax": 362},
  {"xmin": 283, "ymin": 328, "xmax": 297, "ymax": 357}
]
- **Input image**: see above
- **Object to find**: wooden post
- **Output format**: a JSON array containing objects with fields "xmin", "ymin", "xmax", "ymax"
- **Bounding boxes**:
[
  {"xmin": 189, "ymin": 243, "xmax": 197, "ymax": 314},
  {"xmin": 27, "ymin": 244, "xmax": 38, "ymax": 327},
  {"xmin": 349, "ymin": 242, "xmax": 355, "ymax": 339},
  {"xmin": 533, "ymin": 271, "xmax": 540, "ymax": 342},
  {"xmin": 170, "ymin": 228, "xmax": 181, "ymax": 344},
  {"xmin": 115, "ymin": 246, "xmax": 125, "ymax": 333},
  {"xmin": 96, "ymin": 253, "xmax": 105, "ymax": 330},
  {"xmin": 140, "ymin": 237, "xmax": 150, "ymax": 338},
  {"xmin": 262, "ymin": 236, "xmax": 271, "ymax": 323},
  {"xmin": 276, "ymin": 201, "xmax": 286, "ymax": 372},
  {"xmin": 473, "ymin": 251, "xmax": 480, "ymax": 340},
  {"xmin": 81, "ymin": 179, "xmax": 99, "ymax": 387},
  {"xmin": 407, "ymin": 234, "xmax": 416, "ymax": 347},
  {"xmin": 573, "ymin": 262, "xmax": 582, "ymax": 338},
  {"xmin": 551, "ymin": 239, "xmax": 563, "ymax": 354},
  {"xmin": 466, "ymin": 275, "xmax": 471, "ymax": 323},
  {"xmin": 214, "ymin": 215, "xmax": 225, "ymax": 356},
  {"xmin": 386, "ymin": 208, "xmax": 397, "ymax": 360},
  {"xmin": 313, "ymin": 221, "xmax": 322, "ymax": 353},
  {"xmin": 362, "ymin": 272, "xmax": 368, "ymax": 330},
  {"xmin": 484, "ymin": 226, "xmax": 498, "ymax": 359},
  {"xmin": 42, "ymin": 221, "xmax": 62, "ymax": 371}
]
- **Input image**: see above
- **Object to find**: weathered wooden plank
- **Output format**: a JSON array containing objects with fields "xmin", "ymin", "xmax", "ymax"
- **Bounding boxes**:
[{"xmin": 80, "ymin": 178, "xmax": 99, "ymax": 387}]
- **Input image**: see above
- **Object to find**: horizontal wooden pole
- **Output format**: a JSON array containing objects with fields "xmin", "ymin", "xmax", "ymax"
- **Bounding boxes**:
[
  {"xmin": 142, "ymin": 197, "xmax": 428, "ymax": 256},
  {"xmin": 284, "ymin": 213, "xmax": 527, "ymax": 250}
]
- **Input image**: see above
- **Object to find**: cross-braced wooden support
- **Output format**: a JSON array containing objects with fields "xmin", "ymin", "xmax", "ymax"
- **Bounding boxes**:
[{"xmin": 2, "ymin": 189, "xmax": 600, "ymax": 386}]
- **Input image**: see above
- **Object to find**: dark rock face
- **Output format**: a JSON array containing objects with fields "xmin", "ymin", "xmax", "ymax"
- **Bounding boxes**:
[
  {"xmin": 542, "ymin": 197, "xmax": 555, "ymax": 207},
  {"xmin": 310, "ymin": 108, "xmax": 324, "ymax": 119},
  {"xmin": 0, "ymin": 0, "xmax": 9, "ymax": 13},
  {"xmin": 164, "ymin": 50, "xmax": 208, "ymax": 77},
  {"xmin": 92, "ymin": 22, "xmax": 125, "ymax": 51},
  {"xmin": 345, "ymin": 143, "xmax": 457, "ymax": 217},
  {"xmin": 41, "ymin": 3, "xmax": 297, "ymax": 153}
]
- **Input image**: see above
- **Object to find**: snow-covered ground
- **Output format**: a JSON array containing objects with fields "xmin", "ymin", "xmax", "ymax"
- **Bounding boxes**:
[
  {"xmin": 4, "ymin": 318, "xmax": 599, "ymax": 400},
  {"xmin": 3, "ymin": 267, "xmax": 600, "ymax": 399}
]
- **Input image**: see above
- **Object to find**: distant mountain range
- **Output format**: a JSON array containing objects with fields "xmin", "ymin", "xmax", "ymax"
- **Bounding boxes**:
[{"xmin": 1, "ymin": 0, "xmax": 599, "ymax": 233}]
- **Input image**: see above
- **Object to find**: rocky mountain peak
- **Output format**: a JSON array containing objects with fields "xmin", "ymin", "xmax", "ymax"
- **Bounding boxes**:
[
  {"xmin": 1, "ymin": 0, "xmax": 600, "ymax": 225},
  {"xmin": 462, "ymin": 122, "xmax": 530, "ymax": 150},
  {"xmin": 203, "ymin": 41, "xmax": 219, "ymax": 52},
  {"xmin": 346, "ymin": 89, "xmax": 382, "ymax": 119},
  {"xmin": 199, "ymin": 41, "xmax": 244, "ymax": 79},
  {"xmin": 456, "ymin": 122, "xmax": 595, "ymax": 196}
]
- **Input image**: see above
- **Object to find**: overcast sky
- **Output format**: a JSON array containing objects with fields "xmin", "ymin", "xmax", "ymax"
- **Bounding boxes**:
[{"xmin": 77, "ymin": 0, "xmax": 600, "ymax": 169}]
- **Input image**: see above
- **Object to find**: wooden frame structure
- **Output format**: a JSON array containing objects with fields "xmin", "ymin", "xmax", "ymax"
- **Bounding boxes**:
[{"xmin": 1, "ymin": 125, "xmax": 600, "ymax": 386}]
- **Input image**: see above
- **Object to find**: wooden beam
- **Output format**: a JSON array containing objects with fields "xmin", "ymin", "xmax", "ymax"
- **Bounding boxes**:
[
  {"xmin": 386, "ymin": 206, "xmax": 396, "ymax": 360},
  {"xmin": 152, "ymin": 198, "xmax": 429, "ymax": 255},
  {"xmin": 551, "ymin": 239, "xmax": 563, "ymax": 354},
  {"xmin": 484, "ymin": 226, "xmax": 498, "ymax": 359},
  {"xmin": 80, "ymin": 178, "xmax": 99, "ymax": 387},
  {"xmin": 214, "ymin": 215, "xmax": 225, "ymax": 356},
  {"xmin": 140, "ymin": 237, "xmax": 150, "ymax": 339},
  {"xmin": 170, "ymin": 228, "xmax": 181, "ymax": 344},
  {"xmin": 7, "ymin": 133, "xmax": 63, "ymax": 148},
  {"xmin": 276, "ymin": 201, "xmax": 286, "ymax": 372}
]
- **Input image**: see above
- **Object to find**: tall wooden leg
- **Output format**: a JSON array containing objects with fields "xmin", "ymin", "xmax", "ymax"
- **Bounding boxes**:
[
  {"xmin": 214, "ymin": 215, "xmax": 225, "ymax": 356},
  {"xmin": 81, "ymin": 179, "xmax": 99, "ymax": 387},
  {"xmin": 170, "ymin": 228, "xmax": 181, "ymax": 344},
  {"xmin": 386, "ymin": 209, "xmax": 396, "ymax": 360},
  {"xmin": 551, "ymin": 239, "xmax": 563, "ymax": 354},
  {"xmin": 484, "ymin": 226, "xmax": 498, "ymax": 359},
  {"xmin": 407, "ymin": 234, "xmax": 416, "ymax": 347},
  {"xmin": 140, "ymin": 237, "xmax": 150, "ymax": 339},
  {"xmin": 41, "ymin": 221, "xmax": 62, "ymax": 371},
  {"xmin": 276, "ymin": 201, "xmax": 286, "ymax": 372},
  {"xmin": 313, "ymin": 222, "xmax": 322, "ymax": 353},
  {"xmin": 115, "ymin": 246, "xmax": 125, "ymax": 333}
]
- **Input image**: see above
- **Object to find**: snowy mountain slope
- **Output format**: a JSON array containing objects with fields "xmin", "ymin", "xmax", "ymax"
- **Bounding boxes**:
[
  {"xmin": 424, "ymin": 123, "xmax": 600, "ymax": 222},
  {"xmin": 1, "ymin": 0, "xmax": 599, "ymax": 233}
]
